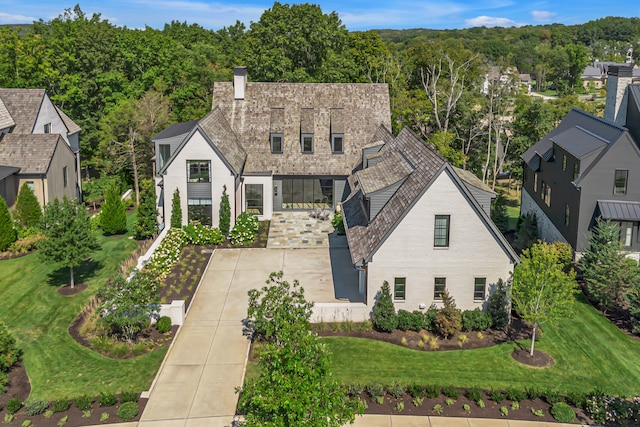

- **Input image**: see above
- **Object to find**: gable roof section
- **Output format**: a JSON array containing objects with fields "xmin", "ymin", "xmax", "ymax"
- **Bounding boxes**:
[
  {"xmin": 0, "ymin": 89, "xmax": 45, "ymax": 134},
  {"xmin": 550, "ymin": 126, "xmax": 608, "ymax": 158},
  {"xmin": 154, "ymin": 120, "xmax": 198, "ymax": 140},
  {"xmin": 158, "ymin": 108, "xmax": 246, "ymax": 176},
  {"xmin": 452, "ymin": 166, "xmax": 496, "ymax": 195},
  {"xmin": 354, "ymin": 151, "xmax": 413, "ymax": 194},
  {"xmin": 626, "ymin": 85, "xmax": 640, "ymax": 147},
  {"xmin": 0, "ymin": 97, "xmax": 15, "ymax": 130},
  {"xmin": 55, "ymin": 106, "xmax": 81, "ymax": 135},
  {"xmin": 0, "ymin": 165, "xmax": 20, "ymax": 181},
  {"xmin": 0, "ymin": 133, "xmax": 63, "ymax": 174},
  {"xmin": 344, "ymin": 128, "xmax": 518, "ymax": 265},
  {"xmin": 522, "ymin": 108, "xmax": 626, "ymax": 168},
  {"xmin": 212, "ymin": 81, "xmax": 390, "ymax": 176}
]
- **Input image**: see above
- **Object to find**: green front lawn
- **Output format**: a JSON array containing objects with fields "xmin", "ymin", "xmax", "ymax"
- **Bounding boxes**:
[
  {"xmin": 325, "ymin": 294, "xmax": 640, "ymax": 396},
  {"xmin": 0, "ymin": 213, "xmax": 166, "ymax": 399}
]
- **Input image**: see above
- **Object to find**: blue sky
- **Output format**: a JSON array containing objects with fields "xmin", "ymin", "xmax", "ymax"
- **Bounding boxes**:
[{"xmin": 2, "ymin": 1, "xmax": 640, "ymax": 31}]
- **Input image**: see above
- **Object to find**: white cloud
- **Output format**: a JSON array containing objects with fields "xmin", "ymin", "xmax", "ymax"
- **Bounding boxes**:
[
  {"xmin": 464, "ymin": 15, "xmax": 518, "ymax": 27},
  {"xmin": 0, "ymin": 12, "xmax": 37, "ymax": 23},
  {"xmin": 531, "ymin": 10, "xmax": 556, "ymax": 22}
]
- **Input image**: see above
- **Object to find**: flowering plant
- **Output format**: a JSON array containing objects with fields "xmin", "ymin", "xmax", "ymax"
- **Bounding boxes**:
[{"xmin": 230, "ymin": 213, "xmax": 259, "ymax": 246}]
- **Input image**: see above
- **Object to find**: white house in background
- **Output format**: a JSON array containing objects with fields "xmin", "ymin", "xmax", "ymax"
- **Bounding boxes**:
[
  {"xmin": 342, "ymin": 126, "xmax": 519, "ymax": 311},
  {"xmin": 152, "ymin": 67, "xmax": 390, "ymax": 228},
  {"xmin": 0, "ymin": 89, "xmax": 81, "ymax": 207}
]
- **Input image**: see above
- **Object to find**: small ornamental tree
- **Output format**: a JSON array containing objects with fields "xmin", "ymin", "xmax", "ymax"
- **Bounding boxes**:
[
  {"xmin": 434, "ymin": 290, "xmax": 462, "ymax": 338},
  {"xmin": 0, "ymin": 321, "xmax": 21, "ymax": 372},
  {"xmin": 0, "ymin": 197, "xmax": 17, "ymax": 251},
  {"xmin": 239, "ymin": 272, "xmax": 363, "ymax": 426},
  {"xmin": 38, "ymin": 197, "xmax": 98, "ymax": 288},
  {"xmin": 511, "ymin": 242, "xmax": 578, "ymax": 355},
  {"xmin": 134, "ymin": 180, "xmax": 158, "ymax": 240},
  {"xmin": 580, "ymin": 218, "xmax": 637, "ymax": 312},
  {"xmin": 14, "ymin": 183, "xmax": 42, "ymax": 229},
  {"xmin": 170, "ymin": 188, "xmax": 182, "ymax": 228},
  {"xmin": 487, "ymin": 278, "xmax": 510, "ymax": 330},
  {"xmin": 514, "ymin": 212, "xmax": 538, "ymax": 251},
  {"xmin": 372, "ymin": 281, "xmax": 398, "ymax": 332},
  {"xmin": 99, "ymin": 182, "xmax": 127, "ymax": 235},
  {"xmin": 491, "ymin": 194, "xmax": 509, "ymax": 233},
  {"xmin": 219, "ymin": 185, "xmax": 231, "ymax": 235}
]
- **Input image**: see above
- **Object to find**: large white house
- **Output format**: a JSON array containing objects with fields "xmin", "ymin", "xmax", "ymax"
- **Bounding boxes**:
[{"xmin": 342, "ymin": 126, "xmax": 519, "ymax": 311}]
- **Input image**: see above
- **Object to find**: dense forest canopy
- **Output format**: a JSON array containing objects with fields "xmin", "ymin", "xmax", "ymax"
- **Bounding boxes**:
[{"xmin": 1, "ymin": 4, "xmax": 637, "ymax": 190}]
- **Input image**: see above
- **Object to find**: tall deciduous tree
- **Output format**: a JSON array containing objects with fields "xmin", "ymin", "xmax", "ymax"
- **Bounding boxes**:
[
  {"xmin": 170, "ymin": 188, "xmax": 182, "ymax": 228},
  {"xmin": 511, "ymin": 242, "xmax": 577, "ymax": 356},
  {"xmin": 580, "ymin": 218, "xmax": 639, "ymax": 312},
  {"xmin": 14, "ymin": 183, "xmax": 42, "ymax": 229},
  {"xmin": 0, "ymin": 197, "xmax": 17, "ymax": 252},
  {"xmin": 240, "ymin": 272, "xmax": 362, "ymax": 426},
  {"xmin": 134, "ymin": 179, "xmax": 158, "ymax": 240},
  {"xmin": 99, "ymin": 182, "xmax": 127, "ymax": 235},
  {"xmin": 38, "ymin": 197, "xmax": 98, "ymax": 288}
]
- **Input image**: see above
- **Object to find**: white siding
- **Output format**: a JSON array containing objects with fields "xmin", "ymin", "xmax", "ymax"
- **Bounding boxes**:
[
  {"xmin": 33, "ymin": 94, "xmax": 69, "ymax": 144},
  {"xmin": 242, "ymin": 175, "xmax": 273, "ymax": 220},
  {"xmin": 366, "ymin": 169, "xmax": 514, "ymax": 312},
  {"xmin": 161, "ymin": 129, "xmax": 236, "ymax": 228}
]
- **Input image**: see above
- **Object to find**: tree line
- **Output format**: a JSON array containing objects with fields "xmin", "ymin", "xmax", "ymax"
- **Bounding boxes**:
[{"xmin": 1, "ymin": 3, "xmax": 637, "ymax": 190}]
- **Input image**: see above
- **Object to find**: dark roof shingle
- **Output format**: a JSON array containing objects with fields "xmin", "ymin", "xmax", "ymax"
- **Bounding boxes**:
[
  {"xmin": 0, "ymin": 89, "xmax": 45, "ymax": 134},
  {"xmin": 0, "ymin": 133, "xmax": 61, "ymax": 174}
]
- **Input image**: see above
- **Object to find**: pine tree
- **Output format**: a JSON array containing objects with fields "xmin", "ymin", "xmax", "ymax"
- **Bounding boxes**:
[
  {"xmin": 14, "ymin": 182, "xmax": 42, "ymax": 229},
  {"xmin": 514, "ymin": 212, "xmax": 538, "ymax": 251},
  {"xmin": 134, "ymin": 180, "xmax": 158, "ymax": 240},
  {"xmin": 170, "ymin": 188, "xmax": 182, "ymax": 228},
  {"xmin": 487, "ymin": 278, "xmax": 510, "ymax": 330},
  {"xmin": 99, "ymin": 182, "xmax": 127, "ymax": 235},
  {"xmin": 219, "ymin": 185, "xmax": 231, "ymax": 235},
  {"xmin": 490, "ymin": 194, "xmax": 509, "ymax": 233},
  {"xmin": 0, "ymin": 197, "xmax": 17, "ymax": 251},
  {"xmin": 434, "ymin": 290, "xmax": 462, "ymax": 338},
  {"xmin": 372, "ymin": 281, "xmax": 398, "ymax": 332},
  {"xmin": 39, "ymin": 197, "xmax": 98, "ymax": 288}
]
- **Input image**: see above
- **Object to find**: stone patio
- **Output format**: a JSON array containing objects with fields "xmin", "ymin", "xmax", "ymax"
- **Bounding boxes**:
[{"xmin": 267, "ymin": 211, "xmax": 335, "ymax": 248}]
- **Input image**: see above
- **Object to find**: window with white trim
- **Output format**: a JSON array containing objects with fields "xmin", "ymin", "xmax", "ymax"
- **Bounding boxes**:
[{"xmin": 187, "ymin": 160, "xmax": 211, "ymax": 183}]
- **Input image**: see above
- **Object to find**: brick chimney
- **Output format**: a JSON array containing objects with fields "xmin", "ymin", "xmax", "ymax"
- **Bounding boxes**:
[
  {"xmin": 233, "ymin": 66, "xmax": 247, "ymax": 100},
  {"xmin": 604, "ymin": 65, "xmax": 633, "ymax": 125}
]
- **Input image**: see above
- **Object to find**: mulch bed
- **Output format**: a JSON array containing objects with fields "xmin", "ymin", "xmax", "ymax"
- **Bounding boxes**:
[
  {"xmin": 511, "ymin": 348, "xmax": 555, "ymax": 367},
  {"xmin": 57, "ymin": 282, "xmax": 88, "ymax": 296}
]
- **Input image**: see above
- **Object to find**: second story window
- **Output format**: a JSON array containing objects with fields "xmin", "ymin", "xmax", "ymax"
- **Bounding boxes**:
[
  {"xmin": 565, "ymin": 204, "xmax": 570, "ymax": 227},
  {"xmin": 331, "ymin": 134, "xmax": 344, "ymax": 153},
  {"xmin": 44, "ymin": 123, "xmax": 51, "ymax": 133},
  {"xmin": 63, "ymin": 166, "xmax": 67, "ymax": 188},
  {"xmin": 533, "ymin": 172, "xmax": 538, "ymax": 193},
  {"xmin": 573, "ymin": 161, "xmax": 580, "ymax": 180},
  {"xmin": 300, "ymin": 107, "xmax": 314, "ymax": 154},
  {"xmin": 434, "ymin": 215, "xmax": 450, "ymax": 247},
  {"xmin": 562, "ymin": 154, "xmax": 567, "ymax": 171},
  {"xmin": 614, "ymin": 170, "xmax": 628, "ymax": 195},
  {"xmin": 270, "ymin": 133, "xmax": 283, "ymax": 154},
  {"xmin": 159, "ymin": 144, "xmax": 171, "ymax": 169},
  {"xmin": 542, "ymin": 181, "xmax": 551, "ymax": 207},
  {"xmin": 187, "ymin": 160, "xmax": 211, "ymax": 183},
  {"xmin": 301, "ymin": 134, "xmax": 314, "ymax": 153}
]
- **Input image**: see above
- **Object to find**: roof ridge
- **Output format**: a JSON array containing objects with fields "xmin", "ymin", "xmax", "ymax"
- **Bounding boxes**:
[
  {"xmin": 573, "ymin": 124, "xmax": 614, "ymax": 143},
  {"xmin": 570, "ymin": 108, "xmax": 627, "ymax": 131}
]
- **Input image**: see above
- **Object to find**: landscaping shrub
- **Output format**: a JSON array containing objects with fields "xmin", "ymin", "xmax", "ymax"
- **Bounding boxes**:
[
  {"xmin": 387, "ymin": 382, "xmax": 405, "ymax": 399},
  {"xmin": 0, "ymin": 322, "xmax": 20, "ymax": 372},
  {"xmin": 24, "ymin": 398, "xmax": 49, "ymax": 415},
  {"xmin": 506, "ymin": 388, "xmax": 527, "ymax": 403},
  {"xmin": 346, "ymin": 384, "xmax": 364, "ymax": 398},
  {"xmin": 52, "ymin": 398, "xmax": 70, "ymax": 413},
  {"xmin": 490, "ymin": 389, "xmax": 505, "ymax": 404},
  {"xmin": 14, "ymin": 183, "xmax": 42, "ymax": 228},
  {"xmin": 525, "ymin": 386, "xmax": 543, "ymax": 400},
  {"xmin": 466, "ymin": 387, "xmax": 482, "ymax": 402},
  {"xmin": 98, "ymin": 392, "xmax": 117, "ymax": 407},
  {"xmin": 170, "ymin": 188, "xmax": 182, "ymax": 228},
  {"xmin": 372, "ymin": 282, "xmax": 397, "ymax": 332},
  {"xmin": 230, "ymin": 212, "xmax": 259, "ymax": 246},
  {"xmin": 567, "ymin": 390, "xmax": 587, "ymax": 409},
  {"xmin": 461, "ymin": 309, "xmax": 492, "ymax": 331},
  {"xmin": 397, "ymin": 310, "xmax": 414, "ymax": 331},
  {"xmin": 425, "ymin": 384, "xmax": 440, "ymax": 399},
  {"xmin": 366, "ymin": 383, "xmax": 385, "ymax": 401},
  {"xmin": 0, "ymin": 197, "xmax": 17, "ymax": 251},
  {"xmin": 487, "ymin": 279, "xmax": 510, "ymax": 330},
  {"xmin": 423, "ymin": 309, "xmax": 436, "ymax": 331},
  {"xmin": 7, "ymin": 398, "xmax": 22, "ymax": 414},
  {"xmin": 434, "ymin": 290, "xmax": 462, "ymax": 338},
  {"xmin": 156, "ymin": 316, "xmax": 172, "ymax": 333},
  {"xmin": 8, "ymin": 232, "xmax": 44, "ymax": 254},
  {"xmin": 100, "ymin": 182, "xmax": 127, "ymax": 235},
  {"xmin": 182, "ymin": 224, "xmax": 224, "ymax": 245},
  {"xmin": 442, "ymin": 386, "xmax": 460, "ymax": 399},
  {"xmin": 585, "ymin": 393, "xmax": 640, "ymax": 426},
  {"xmin": 144, "ymin": 227, "xmax": 187, "ymax": 278},
  {"xmin": 407, "ymin": 384, "xmax": 425, "ymax": 398},
  {"xmin": 117, "ymin": 401, "xmax": 139, "ymax": 420},
  {"xmin": 544, "ymin": 389, "xmax": 564, "ymax": 405},
  {"xmin": 331, "ymin": 210, "xmax": 345, "ymax": 234},
  {"xmin": 551, "ymin": 402, "xmax": 575, "ymax": 423},
  {"xmin": 219, "ymin": 185, "xmax": 230, "ymax": 235},
  {"xmin": 73, "ymin": 395, "xmax": 94, "ymax": 411}
]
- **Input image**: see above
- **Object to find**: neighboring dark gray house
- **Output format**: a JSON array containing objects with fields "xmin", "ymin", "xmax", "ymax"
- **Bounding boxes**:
[{"xmin": 521, "ymin": 65, "xmax": 640, "ymax": 260}]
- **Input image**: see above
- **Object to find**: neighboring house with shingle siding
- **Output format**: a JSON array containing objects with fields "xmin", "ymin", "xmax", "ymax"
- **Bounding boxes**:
[
  {"xmin": 153, "ymin": 67, "xmax": 391, "ymax": 228},
  {"xmin": 342, "ymin": 126, "xmax": 518, "ymax": 311},
  {"xmin": 521, "ymin": 65, "xmax": 640, "ymax": 260},
  {"xmin": 0, "ymin": 89, "xmax": 82, "ymax": 207}
]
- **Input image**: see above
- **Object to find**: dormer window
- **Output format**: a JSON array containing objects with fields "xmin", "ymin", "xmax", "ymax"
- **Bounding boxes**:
[
  {"xmin": 331, "ymin": 134, "xmax": 344, "ymax": 153},
  {"xmin": 301, "ymin": 134, "xmax": 314, "ymax": 153},
  {"xmin": 270, "ymin": 133, "xmax": 283, "ymax": 154},
  {"xmin": 330, "ymin": 108, "xmax": 344, "ymax": 154},
  {"xmin": 300, "ymin": 108, "xmax": 314, "ymax": 154}
]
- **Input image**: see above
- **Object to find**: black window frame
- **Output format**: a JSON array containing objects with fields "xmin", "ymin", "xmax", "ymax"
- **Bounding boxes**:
[
  {"xmin": 63, "ymin": 166, "xmax": 67, "ymax": 188},
  {"xmin": 619, "ymin": 221, "xmax": 634, "ymax": 248},
  {"xmin": 159, "ymin": 144, "xmax": 171, "ymax": 169},
  {"xmin": 301, "ymin": 133, "xmax": 314, "ymax": 154},
  {"xmin": 434, "ymin": 215, "xmax": 450, "ymax": 248},
  {"xmin": 270, "ymin": 133, "xmax": 283, "ymax": 154},
  {"xmin": 614, "ymin": 169, "xmax": 628, "ymax": 195},
  {"xmin": 187, "ymin": 160, "xmax": 211, "ymax": 183},
  {"xmin": 564, "ymin": 204, "xmax": 570, "ymax": 227},
  {"xmin": 434, "ymin": 277, "xmax": 446, "ymax": 301},
  {"xmin": 245, "ymin": 184, "xmax": 264, "ymax": 215},
  {"xmin": 187, "ymin": 197, "xmax": 212, "ymax": 226},
  {"xmin": 331, "ymin": 133, "xmax": 344, "ymax": 154},
  {"xmin": 473, "ymin": 278, "xmax": 486, "ymax": 301},
  {"xmin": 43, "ymin": 123, "xmax": 51, "ymax": 134},
  {"xmin": 394, "ymin": 277, "xmax": 406, "ymax": 301},
  {"xmin": 573, "ymin": 161, "xmax": 579, "ymax": 180}
]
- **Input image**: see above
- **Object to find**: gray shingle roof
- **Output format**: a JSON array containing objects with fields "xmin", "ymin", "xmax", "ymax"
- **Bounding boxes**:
[
  {"xmin": 343, "ymin": 127, "xmax": 446, "ymax": 264},
  {"xmin": 452, "ymin": 166, "xmax": 496, "ymax": 195},
  {"xmin": 198, "ymin": 108, "xmax": 246, "ymax": 176},
  {"xmin": 0, "ymin": 89, "xmax": 45, "ymax": 134},
  {"xmin": 212, "ymin": 81, "xmax": 390, "ymax": 175},
  {"xmin": 598, "ymin": 200, "xmax": 640, "ymax": 221},
  {"xmin": 0, "ymin": 97, "xmax": 15, "ymax": 130},
  {"xmin": 0, "ymin": 133, "xmax": 61, "ymax": 174},
  {"xmin": 153, "ymin": 120, "xmax": 198, "ymax": 140},
  {"xmin": 55, "ymin": 106, "xmax": 81, "ymax": 134},
  {"xmin": 354, "ymin": 151, "xmax": 413, "ymax": 194}
]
